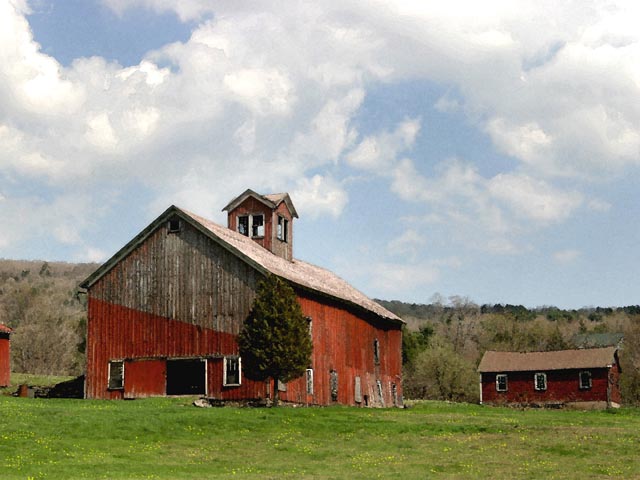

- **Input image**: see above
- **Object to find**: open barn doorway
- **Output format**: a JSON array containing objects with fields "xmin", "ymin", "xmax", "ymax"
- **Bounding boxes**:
[{"xmin": 166, "ymin": 358, "xmax": 206, "ymax": 395}]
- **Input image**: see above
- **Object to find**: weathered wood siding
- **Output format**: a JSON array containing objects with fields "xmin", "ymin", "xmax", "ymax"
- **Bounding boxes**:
[
  {"xmin": 89, "ymin": 218, "xmax": 261, "ymax": 332},
  {"xmin": 0, "ymin": 334, "xmax": 10, "ymax": 387},
  {"xmin": 85, "ymin": 213, "xmax": 402, "ymax": 405},
  {"xmin": 296, "ymin": 291, "xmax": 403, "ymax": 407},
  {"xmin": 481, "ymin": 366, "xmax": 619, "ymax": 406}
]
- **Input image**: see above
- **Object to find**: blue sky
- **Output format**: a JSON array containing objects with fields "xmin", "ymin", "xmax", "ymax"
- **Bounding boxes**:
[{"xmin": 1, "ymin": 0, "xmax": 639, "ymax": 308}]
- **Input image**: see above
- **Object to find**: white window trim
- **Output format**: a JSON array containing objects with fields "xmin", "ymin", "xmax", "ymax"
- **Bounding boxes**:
[
  {"xmin": 534, "ymin": 372, "xmax": 547, "ymax": 391},
  {"xmin": 306, "ymin": 368, "xmax": 314, "ymax": 395},
  {"xmin": 496, "ymin": 374, "xmax": 508, "ymax": 392},
  {"xmin": 276, "ymin": 215, "xmax": 289, "ymax": 242},
  {"xmin": 223, "ymin": 356, "xmax": 242, "ymax": 387},
  {"xmin": 108, "ymin": 360, "xmax": 124, "ymax": 390},
  {"xmin": 579, "ymin": 370, "xmax": 592, "ymax": 389},
  {"xmin": 237, "ymin": 214, "xmax": 265, "ymax": 238}
]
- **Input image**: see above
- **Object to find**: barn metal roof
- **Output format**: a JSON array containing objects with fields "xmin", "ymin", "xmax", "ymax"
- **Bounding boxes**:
[
  {"xmin": 0, "ymin": 324, "xmax": 12, "ymax": 334},
  {"xmin": 81, "ymin": 205, "xmax": 402, "ymax": 325},
  {"xmin": 478, "ymin": 347, "xmax": 618, "ymax": 373},
  {"xmin": 222, "ymin": 189, "xmax": 299, "ymax": 218}
]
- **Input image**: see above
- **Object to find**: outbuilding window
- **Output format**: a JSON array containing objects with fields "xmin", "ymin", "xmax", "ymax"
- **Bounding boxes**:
[
  {"xmin": 579, "ymin": 371, "xmax": 592, "ymax": 389},
  {"xmin": 496, "ymin": 374, "xmax": 508, "ymax": 392},
  {"xmin": 108, "ymin": 360, "xmax": 124, "ymax": 390},
  {"xmin": 534, "ymin": 372, "xmax": 547, "ymax": 391},
  {"xmin": 223, "ymin": 357, "xmax": 241, "ymax": 387}
]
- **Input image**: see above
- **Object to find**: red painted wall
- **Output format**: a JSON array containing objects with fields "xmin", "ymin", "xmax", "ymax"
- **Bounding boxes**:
[
  {"xmin": 0, "ymin": 335, "xmax": 10, "ymax": 387},
  {"xmin": 481, "ymin": 367, "xmax": 618, "ymax": 405},
  {"xmin": 86, "ymin": 292, "xmax": 403, "ymax": 406}
]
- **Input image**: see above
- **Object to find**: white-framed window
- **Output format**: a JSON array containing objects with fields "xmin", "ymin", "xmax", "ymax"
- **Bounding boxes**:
[
  {"xmin": 277, "ymin": 216, "xmax": 289, "ymax": 242},
  {"xmin": 534, "ymin": 372, "xmax": 547, "ymax": 391},
  {"xmin": 108, "ymin": 360, "xmax": 124, "ymax": 390},
  {"xmin": 376, "ymin": 379, "xmax": 385, "ymax": 407},
  {"xmin": 306, "ymin": 369, "xmax": 314, "ymax": 395},
  {"xmin": 223, "ymin": 356, "xmax": 241, "ymax": 386},
  {"xmin": 354, "ymin": 376, "xmax": 362, "ymax": 403},
  {"xmin": 579, "ymin": 370, "xmax": 592, "ymax": 389},
  {"xmin": 373, "ymin": 338, "xmax": 380, "ymax": 365},
  {"xmin": 330, "ymin": 370, "xmax": 338, "ymax": 401},
  {"xmin": 496, "ymin": 374, "xmax": 508, "ymax": 392},
  {"xmin": 237, "ymin": 214, "xmax": 265, "ymax": 238}
]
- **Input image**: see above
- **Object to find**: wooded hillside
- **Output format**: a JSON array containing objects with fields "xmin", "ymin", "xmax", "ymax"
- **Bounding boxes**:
[{"xmin": 0, "ymin": 259, "xmax": 97, "ymax": 376}]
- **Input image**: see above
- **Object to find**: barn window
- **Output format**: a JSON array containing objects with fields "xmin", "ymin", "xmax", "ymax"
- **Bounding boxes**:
[
  {"xmin": 376, "ymin": 379, "xmax": 385, "ymax": 407},
  {"xmin": 496, "ymin": 374, "xmax": 508, "ymax": 392},
  {"xmin": 373, "ymin": 338, "xmax": 380, "ymax": 365},
  {"xmin": 168, "ymin": 218, "xmax": 181, "ymax": 233},
  {"xmin": 238, "ymin": 216, "xmax": 249, "ymax": 236},
  {"xmin": 277, "ymin": 216, "xmax": 289, "ymax": 242},
  {"xmin": 354, "ymin": 376, "xmax": 362, "ymax": 403},
  {"xmin": 278, "ymin": 380, "xmax": 287, "ymax": 392},
  {"xmin": 223, "ymin": 357, "xmax": 241, "ymax": 387},
  {"xmin": 534, "ymin": 372, "xmax": 547, "ymax": 391},
  {"xmin": 306, "ymin": 317, "xmax": 312, "ymax": 339},
  {"xmin": 330, "ymin": 370, "xmax": 338, "ymax": 401},
  {"xmin": 306, "ymin": 369, "xmax": 314, "ymax": 395},
  {"xmin": 237, "ymin": 214, "xmax": 264, "ymax": 238},
  {"xmin": 579, "ymin": 371, "xmax": 592, "ymax": 389},
  {"xmin": 108, "ymin": 360, "xmax": 124, "ymax": 390}
]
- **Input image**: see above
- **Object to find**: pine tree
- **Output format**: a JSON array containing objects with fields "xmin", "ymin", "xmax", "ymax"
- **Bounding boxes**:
[{"xmin": 238, "ymin": 275, "xmax": 312, "ymax": 406}]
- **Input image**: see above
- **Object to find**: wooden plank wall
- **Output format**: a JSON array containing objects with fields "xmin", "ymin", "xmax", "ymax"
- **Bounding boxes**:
[
  {"xmin": 481, "ymin": 367, "xmax": 614, "ymax": 405},
  {"xmin": 0, "ymin": 335, "xmax": 10, "ymax": 387},
  {"xmin": 89, "ymin": 219, "xmax": 260, "ymax": 333}
]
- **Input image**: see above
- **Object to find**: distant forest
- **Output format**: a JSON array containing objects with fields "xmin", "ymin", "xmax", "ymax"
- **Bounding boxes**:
[
  {"xmin": 377, "ymin": 297, "xmax": 640, "ymax": 405},
  {"xmin": 1, "ymin": 259, "xmax": 639, "ymax": 403}
]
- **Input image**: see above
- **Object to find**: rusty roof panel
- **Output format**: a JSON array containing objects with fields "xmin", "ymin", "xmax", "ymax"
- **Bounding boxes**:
[{"xmin": 478, "ymin": 347, "xmax": 618, "ymax": 373}]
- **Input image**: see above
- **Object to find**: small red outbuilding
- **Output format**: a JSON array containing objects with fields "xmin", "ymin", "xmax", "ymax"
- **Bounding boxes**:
[
  {"xmin": 478, "ymin": 347, "xmax": 621, "ymax": 409},
  {"xmin": 0, "ymin": 324, "xmax": 11, "ymax": 387}
]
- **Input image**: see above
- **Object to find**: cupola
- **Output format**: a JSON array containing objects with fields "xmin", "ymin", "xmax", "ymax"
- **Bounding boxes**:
[{"xmin": 222, "ymin": 189, "xmax": 298, "ymax": 261}]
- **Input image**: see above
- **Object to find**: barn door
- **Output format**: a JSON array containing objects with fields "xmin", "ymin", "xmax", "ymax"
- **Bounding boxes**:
[{"xmin": 166, "ymin": 358, "xmax": 206, "ymax": 395}]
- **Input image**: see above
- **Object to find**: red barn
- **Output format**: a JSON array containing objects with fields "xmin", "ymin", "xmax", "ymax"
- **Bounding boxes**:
[
  {"xmin": 0, "ymin": 324, "xmax": 11, "ymax": 387},
  {"xmin": 80, "ymin": 190, "xmax": 403, "ymax": 406},
  {"xmin": 478, "ymin": 347, "xmax": 621, "ymax": 409}
]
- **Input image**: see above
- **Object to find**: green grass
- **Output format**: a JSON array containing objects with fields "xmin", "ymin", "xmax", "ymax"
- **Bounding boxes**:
[{"xmin": 1, "ymin": 398, "xmax": 639, "ymax": 479}]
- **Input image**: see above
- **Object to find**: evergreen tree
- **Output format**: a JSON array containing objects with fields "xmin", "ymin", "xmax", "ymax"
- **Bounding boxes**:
[{"xmin": 238, "ymin": 275, "xmax": 312, "ymax": 406}]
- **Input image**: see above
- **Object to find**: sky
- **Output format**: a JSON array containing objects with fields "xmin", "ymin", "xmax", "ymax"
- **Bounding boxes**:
[{"xmin": 1, "ymin": 0, "xmax": 639, "ymax": 309}]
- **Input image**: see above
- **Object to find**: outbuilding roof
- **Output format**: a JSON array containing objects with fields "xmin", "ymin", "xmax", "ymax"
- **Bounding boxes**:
[
  {"xmin": 81, "ymin": 205, "xmax": 402, "ymax": 325},
  {"xmin": 478, "ymin": 347, "xmax": 618, "ymax": 373},
  {"xmin": 0, "ymin": 324, "xmax": 12, "ymax": 334}
]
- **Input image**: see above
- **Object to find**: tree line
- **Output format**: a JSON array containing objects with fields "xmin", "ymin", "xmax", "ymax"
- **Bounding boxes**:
[
  {"xmin": 2, "ymin": 259, "xmax": 639, "ymax": 405},
  {"xmin": 377, "ymin": 297, "xmax": 640, "ymax": 405}
]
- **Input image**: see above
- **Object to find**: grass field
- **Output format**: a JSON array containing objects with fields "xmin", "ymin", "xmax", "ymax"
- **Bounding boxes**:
[{"xmin": 1, "ymin": 396, "xmax": 639, "ymax": 479}]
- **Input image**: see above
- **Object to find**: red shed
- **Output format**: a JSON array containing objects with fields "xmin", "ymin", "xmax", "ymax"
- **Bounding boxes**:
[
  {"xmin": 0, "ymin": 324, "xmax": 11, "ymax": 387},
  {"xmin": 478, "ymin": 347, "xmax": 621, "ymax": 409},
  {"xmin": 80, "ymin": 190, "xmax": 403, "ymax": 406}
]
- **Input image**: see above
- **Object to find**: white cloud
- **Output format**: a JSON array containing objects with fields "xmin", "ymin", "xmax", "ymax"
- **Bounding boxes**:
[
  {"xmin": 487, "ymin": 173, "xmax": 583, "ymax": 224},
  {"xmin": 346, "ymin": 118, "xmax": 420, "ymax": 171},
  {"xmin": 387, "ymin": 229, "xmax": 427, "ymax": 258},
  {"xmin": 553, "ymin": 249, "xmax": 581, "ymax": 264},
  {"xmin": 292, "ymin": 175, "xmax": 348, "ymax": 218}
]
